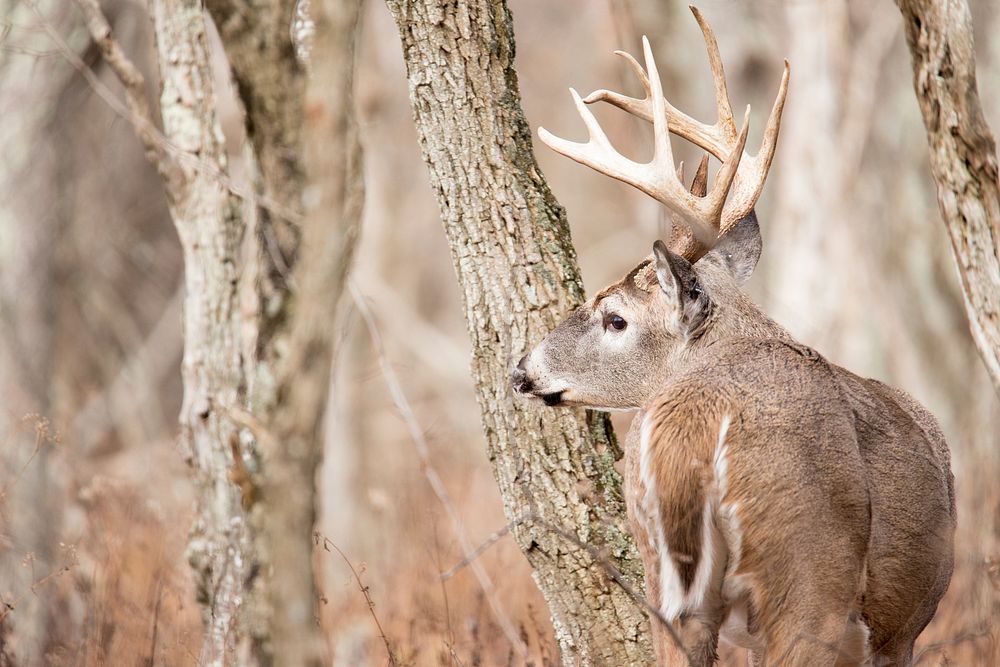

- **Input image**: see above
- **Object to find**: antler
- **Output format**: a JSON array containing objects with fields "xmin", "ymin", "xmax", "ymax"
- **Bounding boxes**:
[
  {"xmin": 539, "ymin": 36, "xmax": 749, "ymax": 248},
  {"xmin": 539, "ymin": 6, "xmax": 789, "ymax": 260}
]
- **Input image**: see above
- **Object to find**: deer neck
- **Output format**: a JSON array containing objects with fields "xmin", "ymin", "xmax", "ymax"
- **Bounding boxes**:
[{"xmin": 652, "ymin": 289, "xmax": 793, "ymax": 397}]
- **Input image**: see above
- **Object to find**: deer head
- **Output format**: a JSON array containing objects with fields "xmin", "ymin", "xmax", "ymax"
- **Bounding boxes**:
[{"xmin": 512, "ymin": 8, "xmax": 789, "ymax": 410}]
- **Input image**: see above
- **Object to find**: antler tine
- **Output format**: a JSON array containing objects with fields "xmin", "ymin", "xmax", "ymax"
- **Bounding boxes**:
[
  {"xmin": 578, "ymin": 7, "xmax": 789, "ymax": 241},
  {"xmin": 539, "ymin": 29, "xmax": 755, "ymax": 250},
  {"xmin": 537, "ymin": 88, "xmax": 626, "ymax": 178},
  {"xmin": 691, "ymin": 152, "xmax": 710, "ymax": 197},
  {"xmin": 644, "ymin": 37, "xmax": 675, "ymax": 182},
  {"xmin": 538, "ymin": 38, "xmax": 746, "ymax": 244},
  {"xmin": 539, "ymin": 83, "xmax": 713, "ymax": 241},
  {"xmin": 689, "ymin": 5, "xmax": 736, "ymax": 142},
  {"xmin": 750, "ymin": 60, "xmax": 790, "ymax": 193},
  {"xmin": 643, "ymin": 33, "xmax": 746, "ymax": 239},
  {"xmin": 669, "ymin": 153, "xmax": 712, "ymax": 258},
  {"xmin": 705, "ymin": 105, "xmax": 751, "ymax": 225},
  {"xmin": 716, "ymin": 61, "xmax": 789, "ymax": 231}
]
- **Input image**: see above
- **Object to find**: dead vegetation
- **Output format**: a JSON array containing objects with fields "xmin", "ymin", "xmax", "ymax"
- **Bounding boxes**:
[{"xmin": 1, "ymin": 0, "xmax": 998, "ymax": 664}]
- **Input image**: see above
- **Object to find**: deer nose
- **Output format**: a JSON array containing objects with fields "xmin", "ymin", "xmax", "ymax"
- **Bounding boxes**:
[{"xmin": 511, "ymin": 355, "xmax": 533, "ymax": 393}]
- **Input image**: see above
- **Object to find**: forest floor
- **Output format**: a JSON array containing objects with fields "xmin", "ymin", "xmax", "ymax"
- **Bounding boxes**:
[{"xmin": 1, "ymin": 412, "xmax": 996, "ymax": 666}]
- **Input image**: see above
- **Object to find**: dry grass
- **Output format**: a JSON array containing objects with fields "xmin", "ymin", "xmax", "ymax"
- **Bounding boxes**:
[
  {"xmin": 1, "ymin": 407, "xmax": 997, "ymax": 666},
  {"xmin": 1, "ymin": 416, "xmax": 202, "ymax": 666},
  {"xmin": 1, "ymin": 2, "xmax": 998, "ymax": 665}
]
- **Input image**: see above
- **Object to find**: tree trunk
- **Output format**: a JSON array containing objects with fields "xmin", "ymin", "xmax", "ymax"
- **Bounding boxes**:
[
  {"xmin": 147, "ymin": 1, "xmax": 251, "ymax": 662},
  {"xmin": 201, "ymin": 0, "xmax": 310, "ymax": 659},
  {"xmin": 253, "ymin": 0, "xmax": 365, "ymax": 664},
  {"xmin": 203, "ymin": 0, "xmax": 305, "ymax": 378},
  {"xmin": 384, "ymin": 2, "xmax": 651, "ymax": 663},
  {"xmin": 894, "ymin": 0, "xmax": 1000, "ymax": 395},
  {"xmin": 83, "ymin": 0, "xmax": 366, "ymax": 661}
]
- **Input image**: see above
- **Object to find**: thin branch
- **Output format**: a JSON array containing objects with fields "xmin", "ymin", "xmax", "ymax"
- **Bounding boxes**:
[
  {"xmin": 38, "ymin": 0, "xmax": 302, "ymax": 227},
  {"xmin": 70, "ymin": 0, "xmax": 168, "ymax": 171},
  {"xmin": 0, "ymin": 416, "xmax": 58, "ymax": 504},
  {"xmin": 440, "ymin": 520, "xmax": 519, "ymax": 581},
  {"xmin": 527, "ymin": 515, "xmax": 695, "ymax": 667},
  {"xmin": 350, "ymin": 281, "xmax": 528, "ymax": 658},
  {"xmin": 0, "ymin": 543, "xmax": 77, "ymax": 624},
  {"xmin": 440, "ymin": 506, "xmax": 697, "ymax": 665},
  {"xmin": 315, "ymin": 533, "xmax": 397, "ymax": 667}
]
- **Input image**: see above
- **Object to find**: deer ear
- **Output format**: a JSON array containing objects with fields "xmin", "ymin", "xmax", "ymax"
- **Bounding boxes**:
[
  {"xmin": 654, "ymin": 240, "xmax": 711, "ymax": 334},
  {"xmin": 703, "ymin": 211, "xmax": 762, "ymax": 285},
  {"xmin": 653, "ymin": 240, "xmax": 686, "ymax": 301}
]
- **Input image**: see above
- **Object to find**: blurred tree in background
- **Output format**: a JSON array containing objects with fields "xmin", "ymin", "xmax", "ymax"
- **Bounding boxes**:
[{"xmin": 0, "ymin": 0, "xmax": 997, "ymax": 665}]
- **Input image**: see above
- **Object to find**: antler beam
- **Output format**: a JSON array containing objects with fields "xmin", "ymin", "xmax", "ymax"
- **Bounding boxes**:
[
  {"xmin": 539, "ymin": 36, "xmax": 749, "ymax": 246},
  {"xmin": 539, "ymin": 5, "xmax": 789, "ymax": 259}
]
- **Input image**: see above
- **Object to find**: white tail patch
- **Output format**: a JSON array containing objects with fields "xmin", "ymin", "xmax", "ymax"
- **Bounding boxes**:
[
  {"xmin": 638, "ymin": 414, "xmax": 685, "ymax": 620},
  {"xmin": 714, "ymin": 415, "xmax": 732, "ymax": 497},
  {"xmin": 685, "ymin": 415, "xmax": 732, "ymax": 612},
  {"xmin": 638, "ymin": 414, "xmax": 733, "ymax": 621}
]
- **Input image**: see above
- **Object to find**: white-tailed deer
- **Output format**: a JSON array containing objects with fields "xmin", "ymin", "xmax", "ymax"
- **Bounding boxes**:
[{"xmin": 512, "ymin": 8, "xmax": 955, "ymax": 665}]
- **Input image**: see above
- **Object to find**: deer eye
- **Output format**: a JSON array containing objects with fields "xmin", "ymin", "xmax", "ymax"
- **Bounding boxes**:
[{"xmin": 603, "ymin": 313, "xmax": 627, "ymax": 332}]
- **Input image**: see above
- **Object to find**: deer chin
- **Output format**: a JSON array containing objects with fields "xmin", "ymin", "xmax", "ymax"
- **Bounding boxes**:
[
  {"xmin": 528, "ymin": 389, "xmax": 636, "ymax": 412},
  {"xmin": 520, "ymin": 387, "xmax": 569, "ymax": 406}
]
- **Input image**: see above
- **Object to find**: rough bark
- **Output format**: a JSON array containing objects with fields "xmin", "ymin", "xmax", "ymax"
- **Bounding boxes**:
[
  {"xmin": 204, "ymin": 0, "xmax": 305, "ymax": 375},
  {"xmin": 895, "ymin": 0, "xmax": 1000, "ymax": 394},
  {"xmin": 200, "ymin": 0, "xmax": 310, "ymax": 659},
  {"xmin": 147, "ymin": 2, "xmax": 251, "ymax": 662},
  {"xmin": 253, "ymin": 0, "xmax": 365, "ymax": 664},
  {"xmin": 385, "ymin": 1, "xmax": 651, "ymax": 663},
  {"xmin": 82, "ymin": 0, "xmax": 364, "ymax": 661}
]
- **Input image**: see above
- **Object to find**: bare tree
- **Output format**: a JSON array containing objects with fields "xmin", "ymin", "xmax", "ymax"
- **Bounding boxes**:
[
  {"xmin": 894, "ymin": 0, "xmax": 1000, "ymax": 396},
  {"xmin": 141, "ymin": 0, "xmax": 251, "ymax": 660},
  {"xmin": 252, "ymin": 0, "xmax": 365, "ymax": 663},
  {"xmin": 76, "ymin": 0, "xmax": 366, "ymax": 661},
  {"xmin": 384, "ymin": 1, "xmax": 650, "ymax": 663}
]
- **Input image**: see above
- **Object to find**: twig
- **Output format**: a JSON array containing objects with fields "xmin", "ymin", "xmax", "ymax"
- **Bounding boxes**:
[
  {"xmin": 430, "ymin": 519, "xmax": 456, "ymax": 650},
  {"xmin": 444, "ymin": 640, "xmax": 467, "ymax": 667},
  {"xmin": 0, "ymin": 416, "xmax": 57, "ymax": 503},
  {"xmin": 440, "ymin": 520, "xmax": 519, "ymax": 581},
  {"xmin": 70, "ymin": 0, "xmax": 167, "ymax": 170},
  {"xmin": 912, "ymin": 626, "xmax": 991, "ymax": 666},
  {"xmin": 527, "ymin": 515, "xmax": 695, "ymax": 667},
  {"xmin": 38, "ymin": 0, "xmax": 302, "ymax": 227},
  {"xmin": 350, "ymin": 281, "xmax": 529, "ymax": 658},
  {"xmin": 315, "ymin": 533, "xmax": 397, "ymax": 666},
  {"xmin": 0, "ymin": 543, "xmax": 78, "ymax": 623},
  {"xmin": 148, "ymin": 577, "xmax": 164, "ymax": 666}
]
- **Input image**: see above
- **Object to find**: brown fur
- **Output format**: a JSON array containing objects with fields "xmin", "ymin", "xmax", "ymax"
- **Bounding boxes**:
[{"xmin": 514, "ymin": 234, "xmax": 955, "ymax": 666}]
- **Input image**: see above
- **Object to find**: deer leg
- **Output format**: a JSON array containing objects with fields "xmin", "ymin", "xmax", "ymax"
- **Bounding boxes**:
[
  {"xmin": 653, "ymin": 612, "xmax": 722, "ymax": 667},
  {"xmin": 641, "ymin": 544, "xmax": 725, "ymax": 666}
]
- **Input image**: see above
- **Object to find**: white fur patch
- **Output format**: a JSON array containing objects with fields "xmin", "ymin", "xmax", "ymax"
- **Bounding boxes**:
[
  {"xmin": 713, "ymin": 416, "xmax": 731, "ymax": 497},
  {"xmin": 638, "ymin": 414, "xmax": 685, "ymax": 620},
  {"xmin": 639, "ymin": 414, "xmax": 733, "ymax": 621},
  {"xmin": 685, "ymin": 416, "xmax": 732, "ymax": 613}
]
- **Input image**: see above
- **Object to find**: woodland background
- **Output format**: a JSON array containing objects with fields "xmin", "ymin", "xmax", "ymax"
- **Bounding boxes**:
[{"xmin": 1, "ymin": 0, "xmax": 998, "ymax": 664}]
